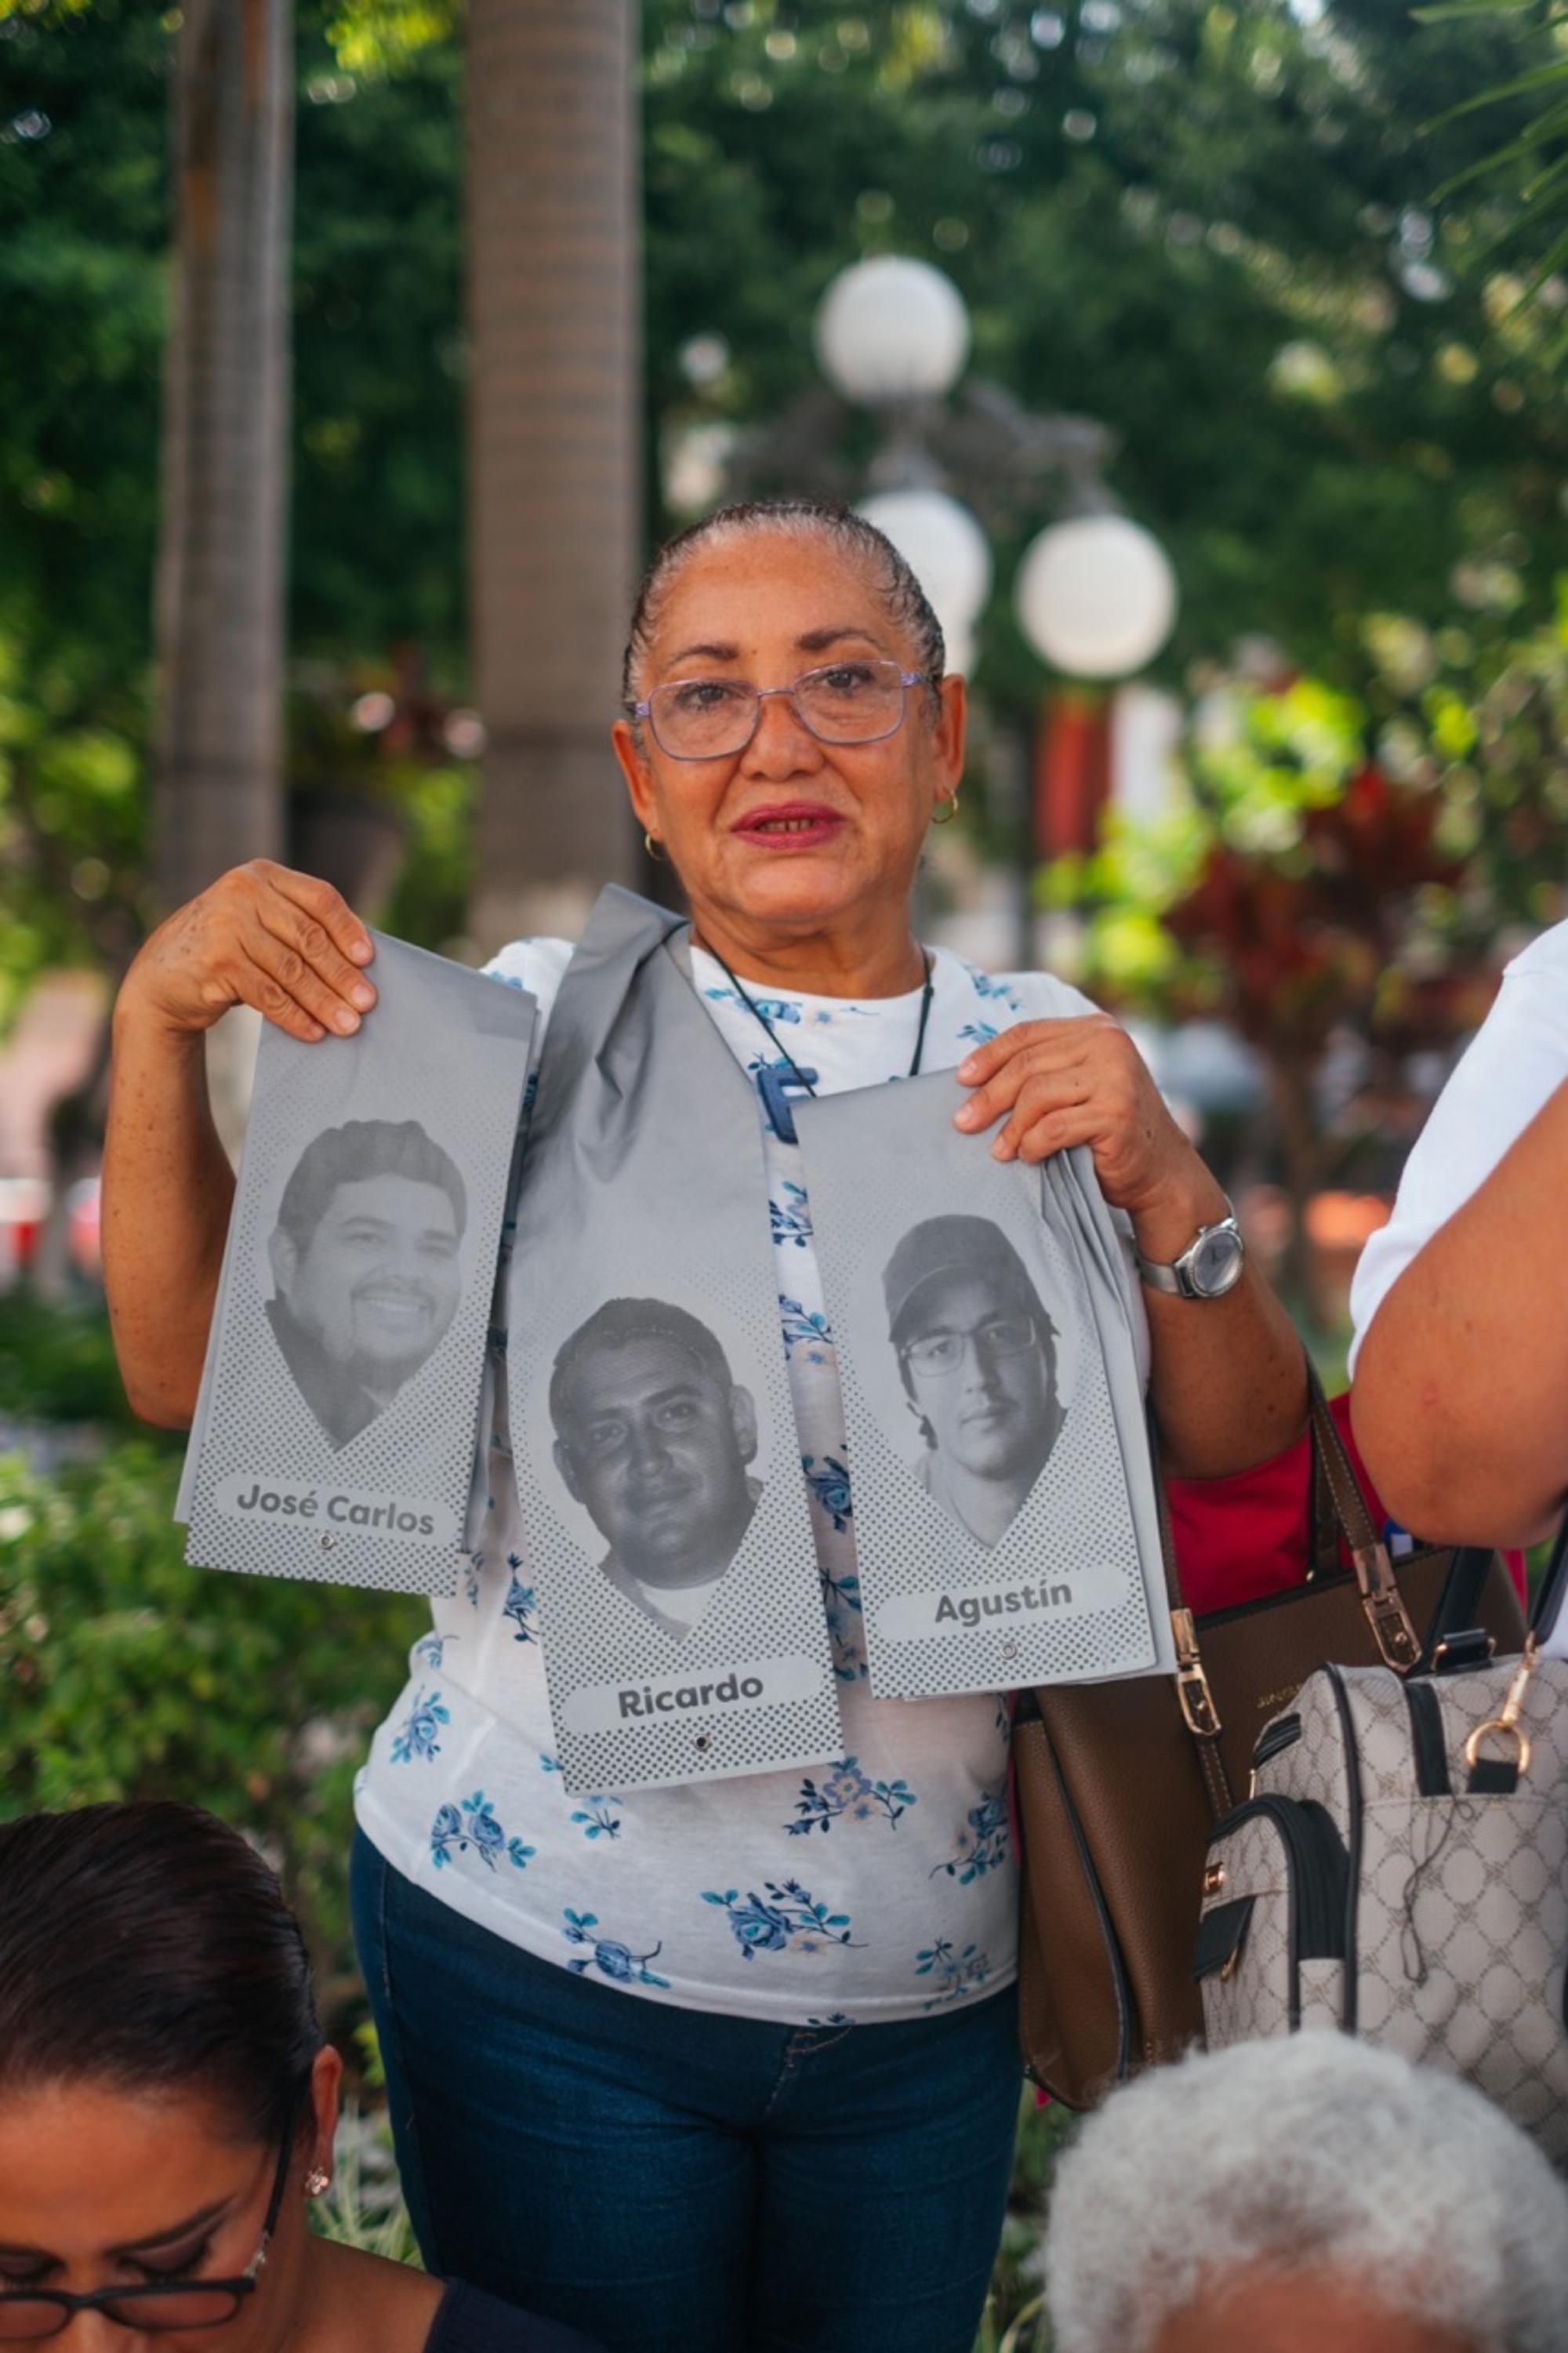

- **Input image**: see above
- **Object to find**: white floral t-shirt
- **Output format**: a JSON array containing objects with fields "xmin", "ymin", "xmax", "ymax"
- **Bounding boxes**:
[{"xmin": 354, "ymin": 941, "xmax": 1145, "ymax": 2023}]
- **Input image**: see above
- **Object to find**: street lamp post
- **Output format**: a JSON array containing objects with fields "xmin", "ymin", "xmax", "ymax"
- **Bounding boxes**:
[{"xmin": 728, "ymin": 255, "xmax": 1177, "ymax": 968}]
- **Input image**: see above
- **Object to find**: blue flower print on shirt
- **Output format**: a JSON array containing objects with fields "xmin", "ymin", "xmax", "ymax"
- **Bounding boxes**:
[
  {"xmin": 702, "ymin": 1879, "xmax": 862, "ymax": 1959},
  {"xmin": 572, "ymin": 1796, "xmax": 622, "ymax": 1841},
  {"xmin": 390, "ymin": 1684, "xmax": 450, "ymax": 1765},
  {"xmin": 703, "ymin": 985, "xmax": 739, "ymax": 1005},
  {"xmin": 803, "ymin": 1453, "xmax": 851, "ymax": 1531},
  {"xmin": 963, "ymin": 964, "xmax": 1022, "ymax": 1013},
  {"xmin": 430, "ymin": 1791, "xmax": 535, "ymax": 1874},
  {"xmin": 503, "ymin": 1560, "xmax": 539, "ymax": 1644},
  {"xmin": 781, "ymin": 1299, "xmax": 833, "ymax": 1366},
  {"xmin": 463, "ymin": 1553, "xmax": 484, "ymax": 1607},
  {"xmin": 786, "ymin": 1757, "xmax": 917, "ymax": 1837},
  {"xmin": 749, "ymin": 997, "xmax": 802, "ymax": 1026},
  {"xmin": 915, "ymin": 1938, "xmax": 993, "ymax": 2009},
  {"xmin": 539, "ymin": 1751, "xmax": 563, "ymax": 1774},
  {"xmin": 805, "ymin": 2013, "xmax": 855, "ymax": 2028},
  {"xmin": 957, "ymin": 1020, "xmax": 999, "ymax": 1048},
  {"xmin": 930, "ymin": 1784, "xmax": 1010, "ymax": 1884},
  {"xmin": 770, "ymin": 1181, "xmax": 813, "ymax": 1248},
  {"xmin": 412, "ymin": 1632, "xmax": 454, "ymax": 1669},
  {"xmin": 563, "ymin": 1908, "xmax": 670, "ymax": 1988}
]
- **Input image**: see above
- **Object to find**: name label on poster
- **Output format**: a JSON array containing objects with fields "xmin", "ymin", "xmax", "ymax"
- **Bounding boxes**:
[
  {"xmin": 215, "ymin": 1474, "xmax": 459, "ymax": 1546},
  {"xmin": 561, "ymin": 1653, "xmax": 822, "ymax": 1737},
  {"xmin": 877, "ymin": 1577, "xmax": 1077, "ymax": 1643}
]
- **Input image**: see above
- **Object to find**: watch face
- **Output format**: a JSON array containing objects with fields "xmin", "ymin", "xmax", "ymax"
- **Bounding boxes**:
[{"xmin": 1188, "ymin": 1225, "xmax": 1245, "ymax": 1298}]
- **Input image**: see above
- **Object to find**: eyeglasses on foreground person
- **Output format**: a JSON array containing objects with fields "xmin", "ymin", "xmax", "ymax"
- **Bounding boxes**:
[{"xmin": 0, "ymin": 1803, "xmax": 601, "ymax": 2352}]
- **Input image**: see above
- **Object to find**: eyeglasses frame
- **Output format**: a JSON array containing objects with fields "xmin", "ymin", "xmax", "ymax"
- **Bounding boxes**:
[
  {"xmin": 0, "ymin": 2102, "xmax": 300, "ymax": 2340},
  {"xmin": 630, "ymin": 660, "xmax": 934, "ymax": 761},
  {"xmin": 898, "ymin": 1309, "xmax": 1046, "ymax": 1381}
]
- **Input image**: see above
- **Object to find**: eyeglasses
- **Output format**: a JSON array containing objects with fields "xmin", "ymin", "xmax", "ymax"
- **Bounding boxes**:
[
  {"xmin": 0, "ymin": 2119, "xmax": 296, "ymax": 2339},
  {"xmin": 632, "ymin": 658, "xmax": 931, "ymax": 761},
  {"xmin": 900, "ymin": 1313, "xmax": 1041, "ymax": 1380}
]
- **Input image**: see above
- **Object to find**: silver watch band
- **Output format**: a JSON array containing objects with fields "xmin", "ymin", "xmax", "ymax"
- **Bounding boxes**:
[{"xmin": 1135, "ymin": 1202, "xmax": 1244, "ymax": 1299}]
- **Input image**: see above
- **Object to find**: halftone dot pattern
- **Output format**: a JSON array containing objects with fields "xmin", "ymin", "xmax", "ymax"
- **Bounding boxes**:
[
  {"xmin": 183, "ymin": 938, "xmax": 535, "ymax": 1596},
  {"xmin": 504, "ymin": 901, "xmax": 841, "ymax": 1797},
  {"xmin": 798, "ymin": 1076, "xmax": 1161, "ymax": 1702},
  {"xmin": 510, "ymin": 1230, "xmax": 843, "ymax": 1796}
]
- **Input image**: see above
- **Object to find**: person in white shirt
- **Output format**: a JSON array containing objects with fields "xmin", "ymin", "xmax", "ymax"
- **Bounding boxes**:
[
  {"xmin": 102, "ymin": 498, "xmax": 1306, "ymax": 2353},
  {"xmin": 1351, "ymin": 919, "xmax": 1568, "ymax": 1550}
]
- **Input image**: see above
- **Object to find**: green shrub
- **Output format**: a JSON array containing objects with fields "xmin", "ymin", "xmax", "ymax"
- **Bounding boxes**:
[{"xmin": 0, "ymin": 1436, "xmax": 424, "ymax": 2013}]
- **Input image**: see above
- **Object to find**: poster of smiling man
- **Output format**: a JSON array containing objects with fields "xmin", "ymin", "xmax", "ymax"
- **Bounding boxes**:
[
  {"xmin": 797, "ymin": 1069, "xmax": 1176, "ymax": 1703},
  {"xmin": 179, "ymin": 932, "xmax": 535, "ymax": 1594}
]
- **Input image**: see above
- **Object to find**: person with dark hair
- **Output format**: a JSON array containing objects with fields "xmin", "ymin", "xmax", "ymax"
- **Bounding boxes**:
[
  {"xmin": 0, "ymin": 1802, "xmax": 599, "ymax": 2352},
  {"xmin": 548, "ymin": 1298, "xmax": 760, "ymax": 1636},
  {"xmin": 884, "ymin": 1216, "xmax": 1063, "ymax": 1548},
  {"xmin": 103, "ymin": 497, "xmax": 1307, "ymax": 2351},
  {"xmin": 267, "ymin": 1118, "xmax": 467, "ymax": 1449}
]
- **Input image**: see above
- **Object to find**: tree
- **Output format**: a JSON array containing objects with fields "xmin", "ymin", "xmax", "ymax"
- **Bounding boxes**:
[
  {"xmin": 153, "ymin": 0, "xmax": 294, "ymax": 909},
  {"xmin": 463, "ymin": 0, "xmax": 641, "ymax": 953}
]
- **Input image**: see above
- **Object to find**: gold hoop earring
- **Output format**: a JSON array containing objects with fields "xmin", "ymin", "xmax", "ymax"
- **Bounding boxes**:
[
  {"xmin": 644, "ymin": 831, "xmax": 669, "ymax": 862},
  {"xmin": 305, "ymin": 2169, "xmax": 330, "ymax": 2199},
  {"xmin": 931, "ymin": 793, "xmax": 960, "ymax": 826}
]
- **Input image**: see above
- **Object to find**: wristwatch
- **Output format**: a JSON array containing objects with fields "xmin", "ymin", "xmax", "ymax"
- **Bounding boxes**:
[{"xmin": 1136, "ymin": 1203, "xmax": 1246, "ymax": 1300}]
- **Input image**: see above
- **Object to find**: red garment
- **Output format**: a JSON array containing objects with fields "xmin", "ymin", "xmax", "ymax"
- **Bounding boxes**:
[{"xmin": 1166, "ymin": 1388, "xmax": 1526, "ymax": 1614}]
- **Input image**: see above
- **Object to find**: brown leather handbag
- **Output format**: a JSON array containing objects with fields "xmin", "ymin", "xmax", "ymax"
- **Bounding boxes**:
[{"xmin": 1013, "ymin": 1372, "xmax": 1526, "ymax": 2109}]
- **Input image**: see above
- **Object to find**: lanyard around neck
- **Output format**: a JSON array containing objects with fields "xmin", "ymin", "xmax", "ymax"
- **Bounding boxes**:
[{"xmin": 706, "ymin": 944, "xmax": 935, "ymax": 1143}]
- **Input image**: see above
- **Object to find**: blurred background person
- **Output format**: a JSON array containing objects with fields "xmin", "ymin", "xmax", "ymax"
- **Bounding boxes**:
[{"xmin": 1043, "ymin": 2035, "xmax": 1568, "ymax": 2353}]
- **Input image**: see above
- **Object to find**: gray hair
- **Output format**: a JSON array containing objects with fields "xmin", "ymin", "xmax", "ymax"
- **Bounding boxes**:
[
  {"xmin": 1043, "ymin": 2038, "xmax": 1568, "ymax": 2353},
  {"xmin": 619, "ymin": 497, "xmax": 946, "ymax": 711}
]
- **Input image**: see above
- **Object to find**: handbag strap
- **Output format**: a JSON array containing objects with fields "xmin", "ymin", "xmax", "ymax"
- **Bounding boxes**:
[
  {"xmin": 1530, "ymin": 1511, "xmax": 1568, "ymax": 1643},
  {"xmin": 1304, "ymin": 1359, "xmax": 1421, "ymax": 1671},
  {"xmin": 1145, "ymin": 1400, "xmax": 1234, "ymax": 1820}
]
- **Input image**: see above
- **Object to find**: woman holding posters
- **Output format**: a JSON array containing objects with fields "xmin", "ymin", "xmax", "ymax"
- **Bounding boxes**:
[{"xmin": 103, "ymin": 503, "xmax": 1305, "ymax": 2353}]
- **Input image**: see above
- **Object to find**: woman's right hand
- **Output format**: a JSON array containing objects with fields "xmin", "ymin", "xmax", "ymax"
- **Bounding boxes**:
[{"xmin": 118, "ymin": 859, "xmax": 377, "ymax": 1044}]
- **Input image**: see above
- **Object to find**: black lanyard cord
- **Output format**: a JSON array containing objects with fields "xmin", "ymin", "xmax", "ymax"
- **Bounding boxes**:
[{"xmin": 706, "ymin": 944, "xmax": 935, "ymax": 1095}]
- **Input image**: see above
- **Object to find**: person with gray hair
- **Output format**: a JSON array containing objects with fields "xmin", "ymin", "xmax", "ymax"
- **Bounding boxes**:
[{"xmin": 1043, "ymin": 2036, "xmax": 1568, "ymax": 2353}]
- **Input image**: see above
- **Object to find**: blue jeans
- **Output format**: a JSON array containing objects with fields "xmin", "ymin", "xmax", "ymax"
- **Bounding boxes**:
[{"xmin": 351, "ymin": 1832, "xmax": 1022, "ymax": 2353}]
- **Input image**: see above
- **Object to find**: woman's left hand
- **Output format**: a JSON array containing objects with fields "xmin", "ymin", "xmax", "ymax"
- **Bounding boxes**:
[{"xmin": 953, "ymin": 1014, "xmax": 1204, "ymax": 1226}]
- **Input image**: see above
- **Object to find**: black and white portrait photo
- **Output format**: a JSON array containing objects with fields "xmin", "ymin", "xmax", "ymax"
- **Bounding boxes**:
[
  {"xmin": 266, "ymin": 1117, "xmax": 468, "ymax": 1450},
  {"xmin": 548, "ymin": 1297, "xmax": 764, "ymax": 1639},
  {"xmin": 883, "ymin": 1214, "xmax": 1066, "ymax": 1549}
]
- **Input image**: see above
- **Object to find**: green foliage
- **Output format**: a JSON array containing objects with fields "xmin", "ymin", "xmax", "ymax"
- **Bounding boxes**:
[{"xmin": 0, "ymin": 1332, "xmax": 424, "ymax": 2003}]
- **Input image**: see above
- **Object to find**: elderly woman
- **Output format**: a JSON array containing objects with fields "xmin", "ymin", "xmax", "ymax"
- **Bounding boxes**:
[
  {"xmin": 0, "ymin": 1803, "xmax": 598, "ymax": 2351},
  {"xmin": 1042, "ymin": 2036, "xmax": 1568, "ymax": 2352},
  {"xmin": 103, "ymin": 500, "xmax": 1305, "ymax": 2353}
]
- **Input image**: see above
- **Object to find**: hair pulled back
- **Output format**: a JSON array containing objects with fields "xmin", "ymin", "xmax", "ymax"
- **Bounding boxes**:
[
  {"xmin": 621, "ymin": 498, "xmax": 946, "ymax": 710},
  {"xmin": 0, "ymin": 1803, "xmax": 321, "ymax": 2147}
]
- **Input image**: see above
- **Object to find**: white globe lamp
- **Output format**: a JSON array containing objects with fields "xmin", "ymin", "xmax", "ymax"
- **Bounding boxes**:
[
  {"xmin": 1015, "ymin": 514, "xmax": 1178, "ymax": 679},
  {"xmin": 815, "ymin": 257, "xmax": 971, "ymax": 405},
  {"xmin": 858, "ymin": 487, "xmax": 992, "ymax": 674}
]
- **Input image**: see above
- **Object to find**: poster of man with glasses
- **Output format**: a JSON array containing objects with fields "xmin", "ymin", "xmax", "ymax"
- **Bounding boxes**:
[
  {"xmin": 883, "ymin": 1215, "xmax": 1065, "ymax": 1549},
  {"xmin": 796, "ymin": 1071, "xmax": 1174, "ymax": 1702}
]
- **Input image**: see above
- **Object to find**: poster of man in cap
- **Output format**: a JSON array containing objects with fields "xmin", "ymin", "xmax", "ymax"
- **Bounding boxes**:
[
  {"xmin": 796, "ymin": 1070, "xmax": 1173, "ymax": 1702},
  {"xmin": 883, "ymin": 1214, "xmax": 1065, "ymax": 1549}
]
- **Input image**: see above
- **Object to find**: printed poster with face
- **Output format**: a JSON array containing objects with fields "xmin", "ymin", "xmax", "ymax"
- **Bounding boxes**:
[
  {"xmin": 796, "ymin": 1070, "xmax": 1176, "ymax": 1701},
  {"xmin": 504, "ymin": 886, "xmax": 841, "ymax": 1797},
  {"xmin": 179, "ymin": 933, "xmax": 535, "ymax": 1594}
]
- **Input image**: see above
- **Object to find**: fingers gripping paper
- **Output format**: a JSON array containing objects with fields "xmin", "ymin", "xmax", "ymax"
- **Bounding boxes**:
[
  {"xmin": 796, "ymin": 1073, "xmax": 1175, "ymax": 1701},
  {"xmin": 506, "ymin": 888, "xmax": 840, "ymax": 1797},
  {"xmin": 179, "ymin": 934, "xmax": 535, "ymax": 1595}
]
